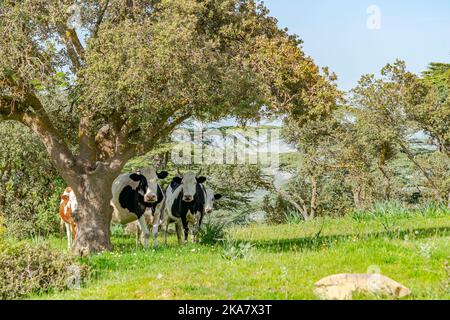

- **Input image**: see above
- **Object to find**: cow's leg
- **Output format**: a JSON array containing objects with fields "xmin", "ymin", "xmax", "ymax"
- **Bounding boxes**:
[
  {"xmin": 193, "ymin": 218, "xmax": 201, "ymax": 243},
  {"xmin": 152, "ymin": 209, "xmax": 161, "ymax": 249},
  {"xmin": 162, "ymin": 207, "xmax": 170, "ymax": 246},
  {"xmin": 59, "ymin": 218, "xmax": 65, "ymax": 236},
  {"xmin": 65, "ymin": 222, "xmax": 72, "ymax": 249},
  {"xmin": 195, "ymin": 213, "xmax": 205, "ymax": 243},
  {"xmin": 199, "ymin": 212, "xmax": 205, "ymax": 230},
  {"xmin": 175, "ymin": 221, "xmax": 183, "ymax": 245},
  {"xmin": 135, "ymin": 224, "xmax": 140, "ymax": 248},
  {"xmin": 137, "ymin": 215, "xmax": 150, "ymax": 248},
  {"xmin": 189, "ymin": 221, "xmax": 197, "ymax": 243},
  {"xmin": 163, "ymin": 216, "xmax": 169, "ymax": 246},
  {"xmin": 70, "ymin": 221, "xmax": 76, "ymax": 240},
  {"xmin": 180, "ymin": 214, "xmax": 189, "ymax": 244}
]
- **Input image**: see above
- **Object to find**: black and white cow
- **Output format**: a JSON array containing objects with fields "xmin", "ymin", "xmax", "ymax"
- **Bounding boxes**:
[
  {"xmin": 200, "ymin": 187, "xmax": 222, "ymax": 224},
  {"xmin": 190, "ymin": 185, "xmax": 223, "ymax": 242},
  {"xmin": 163, "ymin": 171, "xmax": 207, "ymax": 245},
  {"xmin": 111, "ymin": 167, "xmax": 168, "ymax": 248}
]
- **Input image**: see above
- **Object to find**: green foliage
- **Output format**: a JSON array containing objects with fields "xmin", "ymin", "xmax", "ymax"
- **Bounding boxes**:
[
  {"xmin": 352, "ymin": 201, "xmax": 449, "ymax": 222},
  {"xmin": 284, "ymin": 210, "xmax": 303, "ymax": 225},
  {"xmin": 262, "ymin": 194, "xmax": 293, "ymax": 225},
  {"xmin": 422, "ymin": 62, "xmax": 450, "ymax": 95},
  {"xmin": 111, "ymin": 224, "xmax": 126, "ymax": 237},
  {"xmin": 0, "ymin": 215, "xmax": 5, "ymax": 240},
  {"xmin": 198, "ymin": 218, "xmax": 227, "ymax": 245},
  {"xmin": 198, "ymin": 209, "xmax": 250, "ymax": 244},
  {"xmin": 221, "ymin": 236, "xmax": 254, "ymax": 261},
  {"xmin": 0, "ymin": 241, "xmax": 90, "ymax": 300},
  {"xmin": 0, "ymin": 122, "xmax": 64, "ymax": 239},
  {"xmin": 416, "ymin": 146, "xmax": 450, "ymax": 198}
]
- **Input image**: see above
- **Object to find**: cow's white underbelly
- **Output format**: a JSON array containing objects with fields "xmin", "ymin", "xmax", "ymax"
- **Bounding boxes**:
[{"xmin": 111, "ymin": 200, "xmax": 158, "ymax": 225}]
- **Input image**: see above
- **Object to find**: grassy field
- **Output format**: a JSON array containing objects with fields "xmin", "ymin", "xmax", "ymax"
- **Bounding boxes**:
[{"xmin": 34, "ymin": 214, "xmax": 450, "ymax": 300}]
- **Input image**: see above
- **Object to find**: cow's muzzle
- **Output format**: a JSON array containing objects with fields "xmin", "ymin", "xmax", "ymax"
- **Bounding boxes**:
[
  {"xmin": 183, "ymin": 195, "xmax": 194, "ymax": 202},
  {"xmin": 145, "ymin": 195, "xmax": 157, "ymax": 203}
]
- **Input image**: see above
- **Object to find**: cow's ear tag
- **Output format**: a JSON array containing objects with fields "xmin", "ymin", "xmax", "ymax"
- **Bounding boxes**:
[
  {"xmin": 196, "ymin": 176, "xmax": 207, "ymax": 184},
  {"xmin": 130, "ymin": 173, "xmax": 142, "ymax": 181},
  {"xmin": 157, "ymin": 171, "xmax": 169, "ymax": 179}
]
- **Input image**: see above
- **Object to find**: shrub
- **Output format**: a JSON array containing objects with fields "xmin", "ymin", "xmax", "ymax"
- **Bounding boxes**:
[
  {"xmin": 198, "ymin": 218, "xmax": 227, "ymax": 245},
  {"xmin": 111, "ymin": 224, "xmax": 126, "ymax": 237},
  {"xmin": 0, "ymin": 123, "xmax": 65, "ymax": 239},
  {"xmin": 284, "ymin": 210, "xmax": 303, "ymax": 224},
  {"xmin": 352, "ymin": 201, "xmax": 449, "ymax": 222},
  {"xmin": 262, "ymin": 194, "xmax": 292, "ymax": 225},
  {"xmin": 198, "ymin": 210, "xmax": 250, "ymax": 245},
  {"xmin": 0, "ymin": 241, "xmax": 90, "ymax": 299},
  {"xmin": 221, "ymin": 237, "xmax": 254, "ymax": 261},
  {"xmin": 416, "ymin": 202, "xmax": 450, "ymax": 217}
]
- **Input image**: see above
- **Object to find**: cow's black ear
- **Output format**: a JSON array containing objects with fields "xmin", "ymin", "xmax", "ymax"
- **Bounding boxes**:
[
  {"xmin": 157, "ymin": 171, "xmax": 169, "ymax": 179},
  {"xmin": 130, "ymin": 173, "xmax": 142, "ymax": 181},
  {"xmin": 214, "ymin": 194, "xmax": 222, "ymax": 200},
  {"xmin": 196, "ymin": 176, "xmax": 207, "ymax": 184},
  {"xmin": 172, "ymin": 176, "xmax": 182, "ymax": 184}
]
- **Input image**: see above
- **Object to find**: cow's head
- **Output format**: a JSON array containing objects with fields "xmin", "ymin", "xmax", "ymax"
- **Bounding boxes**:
[
  {"xmin": 204, "ymin": 188, "xmax": 222, "ymax": 214},
  {"xmin": 172, "ymin": 171, "xmax": 207, "ymax": 203},
  {"xmin": 60, "ymin": 187, "xmax": 72, "ymax": 205},
  {"xmin": 130, "ymin": 167, "xmax": 169, "ymax": 203}
]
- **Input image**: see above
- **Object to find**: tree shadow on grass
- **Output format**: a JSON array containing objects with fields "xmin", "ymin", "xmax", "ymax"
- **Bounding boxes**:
[
  {"xmin": 110, "ymin": 233, "xmax": 199, "ymax": 254},
  {"xmin": 236, "ymin": 226, "xmax": 450, "ymax": 253}
]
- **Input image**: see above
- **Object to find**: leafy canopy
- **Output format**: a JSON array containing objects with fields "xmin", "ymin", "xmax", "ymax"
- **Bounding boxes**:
[{"xmin": 1, "ymin": 0, "xmax": 331, "ymax": 172}]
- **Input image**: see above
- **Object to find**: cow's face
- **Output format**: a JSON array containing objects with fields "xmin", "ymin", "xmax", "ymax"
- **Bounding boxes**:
[
  {"xmin": 134, "ymin": 167, "xmax": 169, "ymax": 203},
  {"xmin": 129, "ymin": 173, "xmax": 149, "ymax": 200},
  {"xmin": 204, "ymin": 188, "xmax": 222, "ymax": 213},
  {"xmin": 179, "ymin": 172, "xmax": 207, "ymax": 202}
]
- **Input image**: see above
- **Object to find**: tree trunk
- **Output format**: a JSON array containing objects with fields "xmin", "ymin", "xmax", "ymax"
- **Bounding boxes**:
[
  {"xmin": 352, "ymin": 185, "xmax": 362, "ymax": 210},
  {"xmin": 377, "ymin": 162, "xmax": 391, "ymax": 201},
  {"xmin": 260, "ymin": 179, "xmax": 313, "ymax": 221},
  {"xmin": 71, "ymin": 171, "xmax": 117, "ymax": 256},
  {"xmin": 448, "ymin": 192, "xmax": 450, "ymax": 210},
  {"xmin": 310, "ymin": 175, "xmax": 318, "ymax": 219}
]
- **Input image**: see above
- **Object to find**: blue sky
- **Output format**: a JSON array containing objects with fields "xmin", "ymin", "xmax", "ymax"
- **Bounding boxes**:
[{"xmin": 264, "ymin": 0, "xmax": 450, "ymax": 91}]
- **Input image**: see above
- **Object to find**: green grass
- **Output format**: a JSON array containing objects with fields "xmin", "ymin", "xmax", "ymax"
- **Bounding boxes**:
[{"xmin": 31, "ymin": 214, "xmax": 450, "ymax": 300}]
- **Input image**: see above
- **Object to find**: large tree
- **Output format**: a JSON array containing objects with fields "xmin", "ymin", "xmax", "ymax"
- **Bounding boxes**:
[
  {"xmin": 408, "ymin": 62, "xmax": 450, "ymax": 157},
  {"xmin": 0, "ymin": 0, "xmax": 328, "ymax": 254},
  {"xmin": 351, "ymin": 60, "xmax": 447, "ymax": 203}
]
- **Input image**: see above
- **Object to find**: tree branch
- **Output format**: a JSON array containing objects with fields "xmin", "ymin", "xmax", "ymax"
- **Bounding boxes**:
[
  {"xmin": 93, "ymin": 0, "xmax": 110, "ymax": 37},
  {"xmin": 398, "ymin": 139, "xmax": 443, "ymax": 201},
  {"xmin": 258, "ymin": 178, "xmax": 312, "ymax": 221},
  {"xmin": 0, "ymin": 96, "xmax": 26, "ymax": 121},
  {"xmin": 78, "ymin": 117, "xmax": 98, "ymax": 169},
  {"xmin": 141, "ymin": 111, "xmax": 193, "ymax": 155},
  {"xmin": 1, "ymin": 92, "xmax": 79, "ymax": 183},
  {"xmin": 66, "ymin": 28, "xmax": 85, "ymax": 59},
  {"xmin": 56, "ymin": 24, "xmax": 85, "ymax": 71}
]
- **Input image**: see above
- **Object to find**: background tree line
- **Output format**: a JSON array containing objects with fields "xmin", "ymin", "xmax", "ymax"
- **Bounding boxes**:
[{"xmin": 264, "ymin": 60, "xmax": 449, "ymax": 223}]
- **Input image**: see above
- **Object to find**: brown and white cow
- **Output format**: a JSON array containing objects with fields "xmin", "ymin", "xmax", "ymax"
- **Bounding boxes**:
[{"xmin": 59, "ymin": 187, "xmax": 78, "ymax": 249}]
